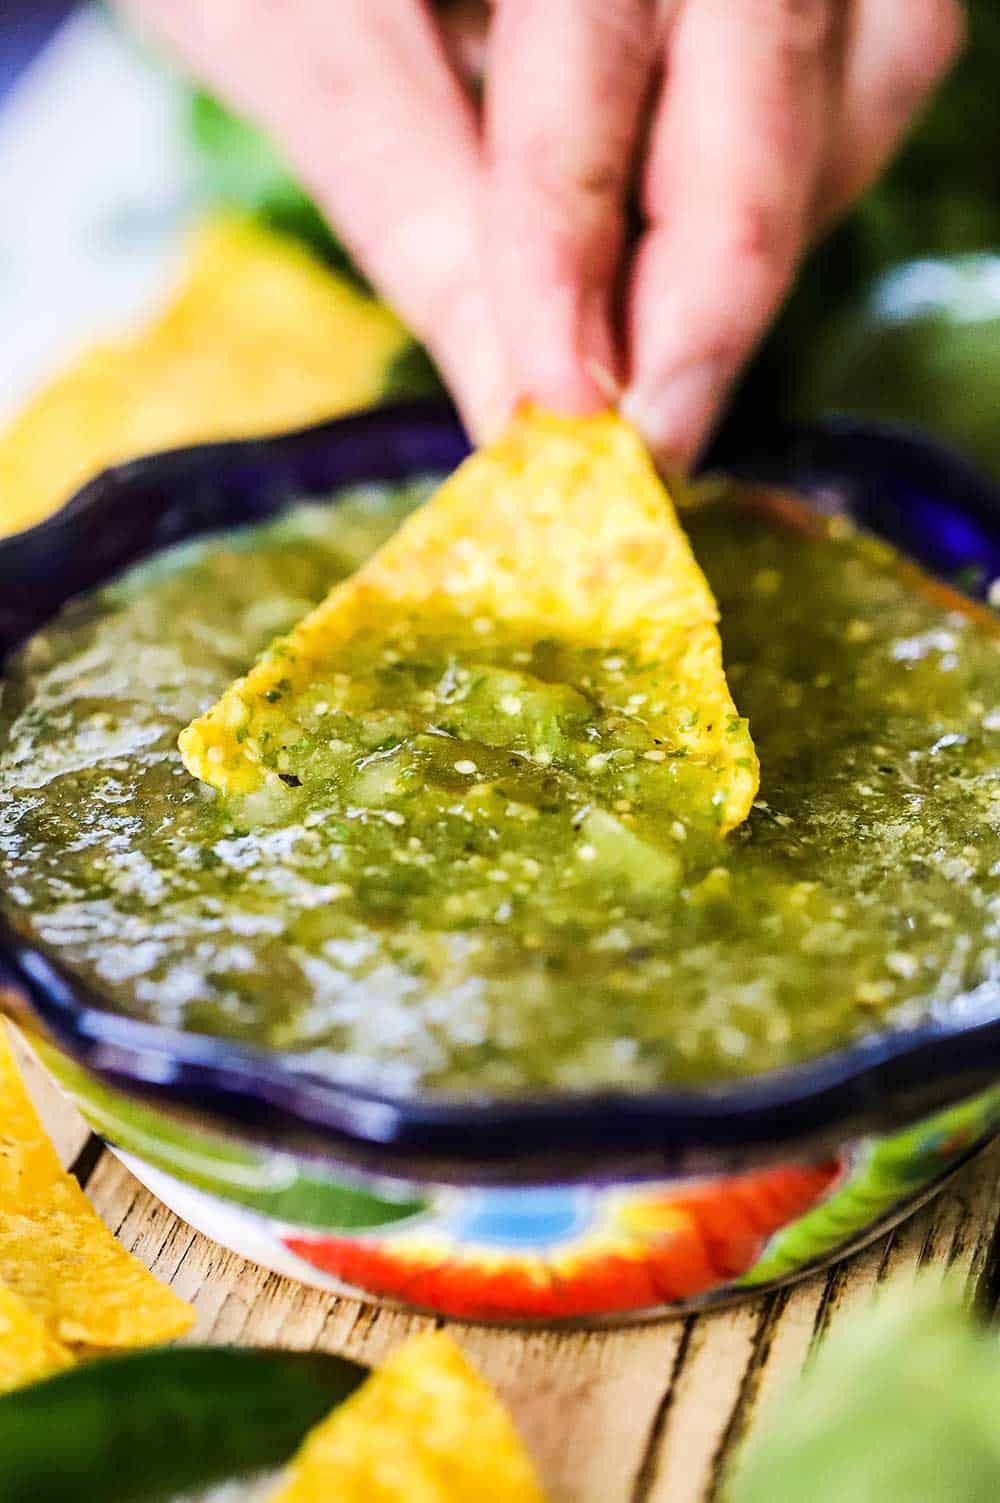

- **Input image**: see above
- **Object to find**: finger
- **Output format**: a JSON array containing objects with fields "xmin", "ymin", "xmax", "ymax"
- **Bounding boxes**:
[
  {"xmin": 118, "ymin": 0, "xmax": 512, "ymax": 441},
  {"xmin": 484, "ymin": 0, "xmax": 661, "ymax": 412},
  {"xmin": 623, "ymin": 0, "xmax": 836, "ymax": 468},
  {"xmin": 820, "ymin": 0, "xmax": 964, "ymax": 222}
]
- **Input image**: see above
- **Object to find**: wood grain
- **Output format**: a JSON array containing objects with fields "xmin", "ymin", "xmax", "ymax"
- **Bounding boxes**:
[{"xmin": 18, "ymin": 1046, "xmax": 1000, "ymax": 1503}]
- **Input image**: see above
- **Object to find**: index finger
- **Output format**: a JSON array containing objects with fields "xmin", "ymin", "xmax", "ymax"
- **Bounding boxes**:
[{"xmin": 484, "ymin": 0, "xmax": 660, "ymax": 412}]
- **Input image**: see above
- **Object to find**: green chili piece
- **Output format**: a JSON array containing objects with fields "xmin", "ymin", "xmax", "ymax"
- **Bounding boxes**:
[{"xmin": 0, "ymin": 1346, "xmax": 366, "ymax": 1503}]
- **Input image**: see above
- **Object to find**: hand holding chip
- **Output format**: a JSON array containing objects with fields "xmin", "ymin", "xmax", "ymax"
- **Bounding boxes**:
[{"xmin": 118, "ymin": 0, "xmax": 961, "ymax": 467}]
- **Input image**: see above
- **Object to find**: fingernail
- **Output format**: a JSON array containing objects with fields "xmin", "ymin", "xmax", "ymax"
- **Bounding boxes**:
[
  {"xmin": 458, "ymin": 383, "xmax": 513, "ymax": 446},
  {"xmin": 584, "ymin": 358, "xmax": 622, "ymax": 407},
  {"xmin": 477, "ymin": 392, "xmax": 516, "ymax": 444},
  {"xmin": 521, "ymin": 350, "xmax": 608, "ymax": 418},
  {"xmin": 517, "ymin": 283, "xmax": 620, "ymax": 417},
  {"xmin": 463, "ymin": 365, "xmax": 518, "ymax": 445},
  {"xmin": 457, "ymin": 332, "xmax": 517, "ymax": 445},
  {"xmin": 578, "ymin": 284, "xmax": 621, "ymax": 408},
  {"xmin": 621, "ymin": 361, "xmax": 724, "ymax": 471}
]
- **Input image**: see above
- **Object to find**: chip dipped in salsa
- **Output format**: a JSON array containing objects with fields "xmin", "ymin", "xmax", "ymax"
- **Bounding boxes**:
[{"xmin": 1, "ymin": 452, "xmax": 999, "ymax": 1095}]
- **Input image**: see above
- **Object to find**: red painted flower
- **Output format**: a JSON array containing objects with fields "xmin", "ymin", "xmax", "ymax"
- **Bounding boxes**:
[{"xmin": 284, "ymin": 1161, "xmax": 840, "ymax": 1320}]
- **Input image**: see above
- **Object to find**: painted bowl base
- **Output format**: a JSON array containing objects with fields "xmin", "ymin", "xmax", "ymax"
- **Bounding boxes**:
[{"xmin": 115, "ymin": 1146, "xmax": 981, "ymax": 1328}]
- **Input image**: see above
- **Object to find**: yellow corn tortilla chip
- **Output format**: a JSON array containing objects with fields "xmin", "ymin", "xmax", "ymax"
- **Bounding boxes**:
[
  {"xmin": 267, "ymin": 1331, "xmax": 546, "ymax": 1503},
  {"xmin": 181, "ymin": 407, "xmax": 758, "ymax": 833},
  {"xmin": 0, "ymin": 1279, "xmax": 74, "ymax": 1394},
  {"xmin": 0, "ymin": 216, "xmax": 411, "ymax": 538},
  {"xmin": 0, "ymin": 1030, "xmax": 194, "ymax": 1350}
]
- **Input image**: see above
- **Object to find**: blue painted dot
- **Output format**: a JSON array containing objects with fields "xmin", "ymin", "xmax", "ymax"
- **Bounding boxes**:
[{"xmin": 448, "ymin": 1188, "xmax": 594, "ymax": 1249}]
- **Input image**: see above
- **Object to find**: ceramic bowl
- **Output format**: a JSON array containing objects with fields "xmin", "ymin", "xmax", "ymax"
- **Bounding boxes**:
[{"xmin": 3, "ymin": 401, "xmax": 1000, "ymax": 1323}]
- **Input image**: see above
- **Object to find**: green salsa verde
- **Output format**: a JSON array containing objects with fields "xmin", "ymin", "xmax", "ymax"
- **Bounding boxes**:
[{"xmin": 1, "ymin": 482, "xmax": 999, "ymax": 1095}]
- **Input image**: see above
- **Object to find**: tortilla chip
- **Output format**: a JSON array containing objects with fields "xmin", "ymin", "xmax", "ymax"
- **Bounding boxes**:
[
  {"xmin": 0, "ymin": 216, "xmax": 410, "ymax": 538},
  {"xmin": 0, "ymin": 1280, "xmax": 73, "ymax": 1394},
  {"xmin": 181, "ymin": 407, "xmax": 758, "ymax": 833},
  {"xmin": 267, "ymin": 1332, "xmax": 546, "ymax": 1503},
  {"xmin": 0, "ymin": 1030, "xmax": 194, "ymax": 1350}
]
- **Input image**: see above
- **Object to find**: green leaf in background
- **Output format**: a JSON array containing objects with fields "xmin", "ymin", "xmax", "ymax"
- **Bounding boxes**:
[
  {"xmin": 840, "ymin": 0, "xmax": 1000, "ymax": 269},
  {"xmin": 726, "ymin": 1285, "xmax": 1000, "ymax": 1503},
  {"xmin": 187, "ymin": 91, "xmax": 369, "ymax": 291},
  {"xmin": 728, "ymin": 0, "xmax": 1000, "ymax": 448},
  {"xmin": 796, "ymin": 254, "xmax": 1000, "ymax": 481},
  {"xmin": 0, "ymin": 1346, "xmax": 366, "ymax": 1503},
  {"xmin": 380, "ymin": 337, "xmax": 447, "ymax": 403}
]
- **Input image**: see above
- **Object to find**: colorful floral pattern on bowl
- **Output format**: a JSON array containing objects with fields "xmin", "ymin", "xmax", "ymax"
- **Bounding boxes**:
[
  {"xmin": 5, "ymin": 405, "xmax": 1000, "ymax": 1322},
  {"xmin": 35, "ymin": 1037, "xmax": 1000, "ymax": 1323}
]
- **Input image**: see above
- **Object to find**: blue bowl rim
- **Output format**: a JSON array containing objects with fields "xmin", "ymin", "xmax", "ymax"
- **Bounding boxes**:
[{"xmin": 3, "ymin": 398, "xmax": 1000, "ymax": 1184}]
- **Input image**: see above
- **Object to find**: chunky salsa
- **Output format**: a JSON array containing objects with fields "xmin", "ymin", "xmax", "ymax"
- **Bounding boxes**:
[{"xmin": 1, "ymin": 482, "xmax": 999, "ymax": 1094}]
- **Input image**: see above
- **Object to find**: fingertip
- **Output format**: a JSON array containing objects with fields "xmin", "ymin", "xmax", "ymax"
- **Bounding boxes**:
[
  {"xmin": 468, "ymin": 389, "xmax": 518, "ymax": 446},
  {"xmin": 523, "ymin": 364, "xmax": 611, "ymax": 420},
  {"xmin": 509, "ymin": 317, "xmax": 615, "ymax": 417},
  {"xmin": 620, "ymin": 362, "xmax": 724, "ymax": 473},
  {"xmin": 450, "ymin": 374, "xmax": 517, "ymax": 448},
  {"xmin": 584, "ymin": 357, "xmax": 624, "ymax": 408},
  {"xmin": 469, "ymin": 351, "xmax": 613, "ymax": 437},
  {"xmin": 507, "ymin": 279, "xmax": 622, "ymax": 418}
]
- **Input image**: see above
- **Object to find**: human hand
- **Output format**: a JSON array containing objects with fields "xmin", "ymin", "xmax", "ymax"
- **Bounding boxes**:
[{"xmin": 119, "ymin": 0, "xmax": 963, "ymax": 467}]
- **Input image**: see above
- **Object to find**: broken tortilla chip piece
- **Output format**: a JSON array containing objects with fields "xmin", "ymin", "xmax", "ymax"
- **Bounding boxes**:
[
  {"xmin": 0, "ymin": 1030, "xmax": 194, "ymax": 1350},
  {"xmin": 0, "ymin": 216, "xmax": 412, "ymax": 538},
  {"xmin": 267, "ymin": 1331, "xmax": 546, "ymax": 1503},
  {"xmin": 0, "ymin": 1280, "xmax": 73, "ymax": 1394},
  {"xmin": 180, "ymin": 407, "xmax": 758, "ymax": 834}
]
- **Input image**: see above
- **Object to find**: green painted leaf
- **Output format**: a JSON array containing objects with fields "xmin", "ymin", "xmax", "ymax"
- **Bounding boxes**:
[{"xmin": 40, "ymin": 1043, "xmax": 427, "ymax": 1231}]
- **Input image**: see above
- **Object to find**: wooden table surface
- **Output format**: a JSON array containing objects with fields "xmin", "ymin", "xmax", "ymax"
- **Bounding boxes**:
[{"xmin": 13, "ymin": 1030, "xmax": 1000, "ymax": 1503}]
